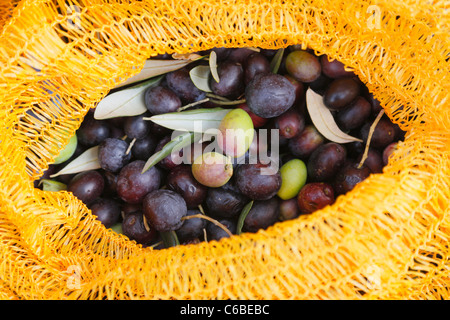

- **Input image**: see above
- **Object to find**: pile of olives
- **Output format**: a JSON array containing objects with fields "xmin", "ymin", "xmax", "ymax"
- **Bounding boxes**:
[{"xmin": 38, "ymin": 46, "xmax": 404, "ymax": 248}]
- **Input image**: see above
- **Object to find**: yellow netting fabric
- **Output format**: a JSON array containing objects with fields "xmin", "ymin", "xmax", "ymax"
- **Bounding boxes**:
[{"xmin": 0, "ymin": 0, "xmax": 449, "ymax": 300}]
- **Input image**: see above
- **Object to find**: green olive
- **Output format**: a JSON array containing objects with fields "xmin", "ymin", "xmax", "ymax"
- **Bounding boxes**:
[
  {"xmin": 277, "ymin": 159, "xmax": 307, "ymax": 200},
  {"xmin": 110, "ymin": 222, "xmax": 123, "ymax": 234},
  {"xmin": 39, "ymin": 179, "xmax": 67, "ymax": 192},
  {"xmin": 53, "ymin": 134, "xmax": 77, "ymax": 164},
  {"xmin": 217, "ymin": 108, "xmax": 254, "ymax": 158}
]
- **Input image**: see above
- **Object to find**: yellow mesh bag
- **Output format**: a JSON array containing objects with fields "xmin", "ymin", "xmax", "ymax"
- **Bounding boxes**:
[{"xmin": 0, "ymin": 0, "xmax": 449, "ymax": 300}]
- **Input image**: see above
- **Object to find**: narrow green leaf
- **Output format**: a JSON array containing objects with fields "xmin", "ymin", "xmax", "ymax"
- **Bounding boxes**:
[
  {"xmin": 237, "ymin": 201, "xmax": 254, "ymax": 235},
  {"xmin": 246, "ymin": 47, "xmax": 261, "ymax": 52},
  {"xmin": 50, "ymin": 146, "xmax": 101, "ymax": 178},
  {"xmin": 112, "ymin": 57, "xmax": 203, "ymax": 89},
  {"xmin": 94, "ymin": 75, "xmax": 163, "ymax": 120},
  {"xmin": 142, "ymin": 131, "xmax": 199, "ymax": 173},
  {"xmin": 53, "ymin": 134, "xmax": 77, "ymax": 165},
  {"xmin": 160, "ymin": 231, "xmax": 180, "ymax": 248},
  {"xmin": 39, "ymin": 179, "xmax": 67, "ymax": 192},
  {"xmin": 171, "ymin": 52, "xmax": 204, "ymax": 61},
  {"xmin": 209, "ymin": 51, "xmax": 220, "ymax": 83},
  {"xmin": 146, "ymin": 107, "xmax": 230, "ymax": 133},
  {"xmin": 270, "ymin": 48, "xmax": 285, "ymax": 74},
  {"xmin": 189, "ymin": 65, "xmax": 213, "ymax": 92}
]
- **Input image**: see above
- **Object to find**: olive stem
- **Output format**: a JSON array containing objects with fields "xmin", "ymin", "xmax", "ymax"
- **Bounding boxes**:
[
  {"xmin": 181, "ymin": 214, "xmax": 233, "ymax": 238},
  {"xmin": 142, "ymin": 214, "xmax": 151, "ymax": 232},
  {"xmin": 236, "ymin": 92, "xmax": 245, "ymax": 100},
  {"xmin": 208, "ymin": 98, "xmax": 246, "ymax": 106},
  {"xmin": 206, "ymin": 93, "xmax": 230, "ymax": 101},
  {"xmin": 358, "ymin": 109, "xmax": 385, "ymax": 169},
  {"xmin": 149, "ymin": 241, "xmax": 163, "ymax": 248},
  {"xmin": 177, "ymin": 98, "xmax": 210, "ymax": 112},
  {"xmin": 125, "ymin": 137, "xmax": 136, "ymax": 155}
]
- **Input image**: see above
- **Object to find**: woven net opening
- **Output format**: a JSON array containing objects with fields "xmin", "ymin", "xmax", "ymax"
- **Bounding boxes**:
[{"xmin": 0, "ymin": 0, "xmax": 448, "ymax": 300}]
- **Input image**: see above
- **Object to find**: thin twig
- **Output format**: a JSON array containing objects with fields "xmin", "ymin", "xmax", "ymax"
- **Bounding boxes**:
[
  {"xmin": 142, "ymin": 214, "xmax": 151, "ymax": 232},
  {"xmin": 181, "ymin": 214, "xmax": 233, "ymax": 237},
  {"xmin": 177, "ymin": 98, "xmax": 210, "ymax": 112},
  {"xmin": 148, "ymin": 241, "xmax": 163, "ymax": 248},
  {"xmin": 358, "ymin": 109, "xmax": 385, "ymax": 169},
  {"xmin": 206, "ymin": 93, "xmax": 230, "ymax": 101},
  {"xmin": 125, "ymin": 137, "xmax": 136, "ymax": 155},
  {"xmin": 209, "ymin": 98, "xmax": 246, "ymax": 106}
]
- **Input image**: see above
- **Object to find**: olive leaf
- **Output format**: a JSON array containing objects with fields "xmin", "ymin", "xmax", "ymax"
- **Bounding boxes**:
[
  {"xmin": 160, "ymin": 231, "xmax": 180, "ymax": 248},
  {"xmin": 209, "ymin": 51, "xmax": 220, "ymax": 83},
  {"xmin": 189, "ymin": 65, "xmax": 213, "ymax": 92},
  {"xmin": 112, "ymin": 56, "xmax": 203, "ymax": 89},
  {"xmin": 142, "ymin": 131, "xmax": 200, "ymax": 173},
  {"xmin": 270, "ymin": 48, "xmax": 285, "ymax": 74},
  {"xmin": 94, "ymin": 76, "xmax": 163, "ymax": 120},
  {"xmin": 171, "ymin": 52, "xmax": 203, "ymax": 60},
  {"xmin": 306, "ymin": 88, "xmax": 363, "ymax": 143},
  {"xmin": 145, "ymin": 107, "xmax": 230, "ymax": 133},
  {"xmin": 236, "ymin": 201, "xmax": 254, "ymax": 235},
  {"xmin": 50, "ymin": 146, "xmax": 101, "ymax": 178},
  {"xmin": 39, "ymin": 179, "xmax": 67, "ymax": 192}
]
